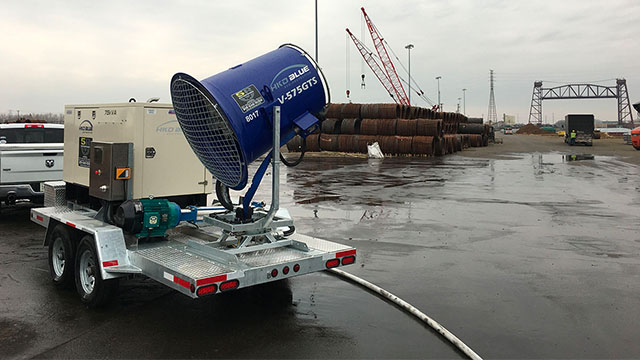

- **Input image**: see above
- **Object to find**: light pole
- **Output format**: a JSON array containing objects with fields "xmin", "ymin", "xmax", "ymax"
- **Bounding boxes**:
[
  {"xmin": 457, "ymin": 98, "xmax": 461, "ymax": 113},
  {"xmin": 405, "ymin": 44, "xmax": 414, "ymax": 106},
  {"xmin": 435, "ymin": 76, "xmax": 442, "ymax": 112},
  {"xmin": 462, "ymin": 88, "xmax": 467, "ymax": 115}
]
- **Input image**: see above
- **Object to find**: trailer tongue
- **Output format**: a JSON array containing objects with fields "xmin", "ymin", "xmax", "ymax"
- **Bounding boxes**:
[{"xmin": 31, "ymin": 45, "xmax": 355, "ymax": 307}]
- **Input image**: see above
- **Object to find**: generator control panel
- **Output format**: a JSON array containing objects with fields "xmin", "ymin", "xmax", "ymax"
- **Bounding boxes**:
[{"xmin": 89, "ymin": 142, "xmax": 132, "ymax": 201}]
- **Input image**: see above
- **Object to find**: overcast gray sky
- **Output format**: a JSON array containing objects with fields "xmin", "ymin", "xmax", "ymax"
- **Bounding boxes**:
[{"xmin": 1, "ymin": 0, "xmax": 639, "ymax": 122}]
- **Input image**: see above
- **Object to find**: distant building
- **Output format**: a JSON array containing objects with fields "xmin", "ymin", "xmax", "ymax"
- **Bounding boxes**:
[{"xmin": 503, "ymin": 114, "xmax": 516, "ymax": 125}]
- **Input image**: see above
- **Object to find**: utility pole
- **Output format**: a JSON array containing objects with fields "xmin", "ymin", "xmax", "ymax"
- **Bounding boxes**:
[
  {"xmin": 405, "ymin": 44, "xmax": 414, "ymax": 106},
  {"xmin": 487, "ymin": 70, "xmax": 497, "ymax": 124},
  {"xmin": 436, "ymin": 76, "xmax": 442, "ymax": 112},
  {"xmin": 462, "ymin": 88, "xmax": 467, "ymax": 115}
]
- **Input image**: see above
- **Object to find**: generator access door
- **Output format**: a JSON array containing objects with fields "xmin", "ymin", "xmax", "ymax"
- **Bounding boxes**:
[{"xmin": 140, "ymin": 107, "xmax": 211, "ymax": 198}]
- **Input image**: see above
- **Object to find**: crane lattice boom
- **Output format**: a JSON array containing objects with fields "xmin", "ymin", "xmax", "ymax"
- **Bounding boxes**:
[
  {"xmin": 361, "ymin": 7, "xmax": 409, "ymax": 106},
  {"xmin": 346, "ymin": 28, "xmax": 397, "ymax": 103}
]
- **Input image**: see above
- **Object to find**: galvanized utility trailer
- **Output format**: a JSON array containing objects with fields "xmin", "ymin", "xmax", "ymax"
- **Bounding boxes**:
[
  {"xmin": 31, "ymin": 192, "xmax": 355, "ymax": 306},
  {"xmin": 31, "ymin": 45, "xmax": 355, "ymax": 307}
]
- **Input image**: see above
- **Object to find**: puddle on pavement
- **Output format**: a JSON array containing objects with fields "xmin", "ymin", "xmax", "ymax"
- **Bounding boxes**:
[{"xmin": 563, "ymin": 154, "xmax": 595, "ymax": 161}]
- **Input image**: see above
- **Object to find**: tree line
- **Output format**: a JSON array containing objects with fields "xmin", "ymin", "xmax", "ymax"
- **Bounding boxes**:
[{"xmin": 0, "ymin": 112, "xmax": 64, "ymax": 124}]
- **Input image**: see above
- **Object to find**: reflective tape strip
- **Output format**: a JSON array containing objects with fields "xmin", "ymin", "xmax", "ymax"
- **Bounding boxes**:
[
  {"xmin": 196, "ymin": 274, "xmax": 227, "ymax": 287},
  {"xmin": 336, "ymin": 249, "xmax": 356, "ymax": 258},
  {"xmin": 163, "ymin": 271, "xmax": 191, "ymax": 290},
  {"xmin": 174, "ymin": 276, "xmax": 191, "ymax": 289},
  {"xmin": 65, "ymin": 221, "xmax": 76, "ymax": 228},
  {"xmin": 36, "ymin": 215, "xmax": 44, "ymax": 222},
  {"xmin": 102, "ymin": 260, "xmax": 118, "ymax": 267}
]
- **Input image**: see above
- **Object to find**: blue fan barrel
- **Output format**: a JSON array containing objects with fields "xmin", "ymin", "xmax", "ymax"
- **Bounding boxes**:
[{"xmin": 171, "ymin": 44, "xmax": 328, "ymax": 190}]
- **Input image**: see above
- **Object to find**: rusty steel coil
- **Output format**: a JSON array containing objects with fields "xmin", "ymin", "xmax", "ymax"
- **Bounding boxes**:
[
  {"xmin": 340, "ymin": 118, "xmax": 361, "ymax": 134},
  {"xmin": 458, "ymin": 123, "xmax": 485, "ymax": 135},
  {"xmin": 319, "ymin": 134, "xmax": 339, "ymax": 151},
  {"xmin": 444, "ymin": 135, "xmax": 456, "ymax": 154},
  {"xmin": 341, "ymin": 103, "xmax": 362, "ymax": 119},
  {"xmin": 455, "ymin": 135, "xmax": 463, "ymax": 152},
  {"xmin": 434, "ymin": 137, "xmax": 444, "ymax": 156},
  {"xmin": 306, "ymin": 134, "xmax": 321, "ymax": 152},
  {"xmin": 396, "ymin": 119, "xmax": 417, "ymax": 136},
  {"xmin": 360, "ymin": 118, "xmax": 378, "ymax": 135},
  {"xmin": 325, "ymin": 104, "xmax": 343, "ymax": 119},
  {"xmin": 360, "ymin": 103, "xmax": 379, "ymax": 119},
  {"xmin": 461, "ymin": 134, "xmax": 470, "ymax": 149},
  {"xmin": 396, "ymin": 136, "xmax": 413, "ymax": 154},
  {"xmin": 416, "ymin": 119, "xmax": 442, "ymax": 137},
  {"xmin": 378, "ymin": 103, "xmax": 402, "ymax": 119},
  {"xmin": 321, "ymin": 118, "xmax": 342, "ymax": 134},
  {"xmin": 412, "ymin": 136, "xmax": 435, "ymax": 155},
  {"xmin": 337, "ymin": 134, "xmax": 357, "ymax": 153},
  {"xmin": 377, "ymin": 118, "xmax": 397, "ymax": 135},
  {"xmin": 375, "ymin": 136, "xmax": 398, "ymax": 154},
  {"xmin": 355, "ymin": 135, "xmax": 377, "ymax": 153},
  {"xmin": 467, "ymin": 118, "xmax": 483, "ymax": 124},
  {"xmin": 468, "ymin": 134, "xmax": 481, "ymax": 147}
]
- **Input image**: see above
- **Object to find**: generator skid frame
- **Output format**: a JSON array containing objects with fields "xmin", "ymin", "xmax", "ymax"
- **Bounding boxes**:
[{"xmin": 30, "ymin": 107, "xmax": 356, "ymax": 301}]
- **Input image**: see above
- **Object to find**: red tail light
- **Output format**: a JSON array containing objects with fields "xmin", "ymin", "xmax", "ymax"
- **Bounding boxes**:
[
  {"xmin": 271, "ymin": 269, "xmax": 278, "ymax": 278},
  {"xmin": 25, "ymin": 124, "xmax": 44, "ymax": 128},
  {"xmin": 283, "ymin": 266, "xmax": 290, "ymax": 275},
  {"xmin": 197, "ymin": 284, "xmax": 217, "ymax": 296},
  {"xmin": 219, "ymin": 279, "xmax": 239, "ymax": 291},
  {"xmin": 326, "ymin": 259, "xmax": 340, "ymax": 269},
  {"xmin": 293, "ymin": 264, "xmax": 300, "ymax": 272},
  {"xmin": 341, "ymin": 256, "xmax": 356, "ymax": 265}
]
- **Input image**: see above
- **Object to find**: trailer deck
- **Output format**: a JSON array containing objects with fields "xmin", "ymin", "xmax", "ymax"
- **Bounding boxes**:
[{"xmin": 31, "ymin": 204, "xmax": 356, "ymax": 299}]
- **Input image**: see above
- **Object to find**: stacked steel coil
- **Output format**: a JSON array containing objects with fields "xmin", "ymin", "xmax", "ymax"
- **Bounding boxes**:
[{"xmin": 286, "ymin": 103, "xmax": 492, "ymax": 156}]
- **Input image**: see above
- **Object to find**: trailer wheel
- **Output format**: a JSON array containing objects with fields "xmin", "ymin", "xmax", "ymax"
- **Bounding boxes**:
[
  {"xmin": 74, "ymin": 236, "xmax": 119, "ymax": 308},
  {"xmin": 48, "ymin": 224, "xmax": 75, "ymax": 289}
]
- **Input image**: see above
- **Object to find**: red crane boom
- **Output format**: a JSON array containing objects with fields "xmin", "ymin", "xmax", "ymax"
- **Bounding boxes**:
[
  {"xmin": 345, "ymin": 28, "xmax": 398, "ymax": 103},
  {"xmin": 361, "ymin": 7, "xmax": 410, "ymax": 106}
]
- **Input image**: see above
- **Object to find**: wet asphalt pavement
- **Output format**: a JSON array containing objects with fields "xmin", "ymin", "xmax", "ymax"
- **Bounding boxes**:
[{"xmin": 2, "ymin": 148, "xmax": 640, "ymax": 359}]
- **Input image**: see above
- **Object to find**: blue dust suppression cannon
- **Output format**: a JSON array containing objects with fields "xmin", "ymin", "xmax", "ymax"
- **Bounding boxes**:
[{"xmin": 170, "ymin": 44, "xmax": 329, "ymax": 220}]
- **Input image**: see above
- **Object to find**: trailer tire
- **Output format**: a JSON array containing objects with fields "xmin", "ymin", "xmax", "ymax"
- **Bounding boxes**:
[
  {"xmin": 74, "ymin": 236, "xmax": 119, "ymax": 308},
  {"xmin": 48, "ymin": 224, "xmax": 75, "ymax": 289}
]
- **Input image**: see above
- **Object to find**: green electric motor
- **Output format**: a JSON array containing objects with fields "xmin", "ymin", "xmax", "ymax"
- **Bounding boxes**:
[{"xmin": 114, "ymin": 198, "xmax": 182, "ymax": 238}]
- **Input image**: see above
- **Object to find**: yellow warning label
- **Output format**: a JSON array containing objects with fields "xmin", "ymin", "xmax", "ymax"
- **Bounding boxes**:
[{"xmin": 115, "ymin": 167, "xmax": 131, "ymax": 180}]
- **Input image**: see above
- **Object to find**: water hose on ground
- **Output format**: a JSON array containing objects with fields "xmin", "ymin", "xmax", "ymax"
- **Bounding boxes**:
[{"xmin": 328, "ymin": 268, "xmax": 483, "ymax": 360}]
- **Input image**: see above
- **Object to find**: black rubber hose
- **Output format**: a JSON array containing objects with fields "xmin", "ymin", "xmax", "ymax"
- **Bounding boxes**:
[
  {"xmin": 215, "ymin": 180, "xmax": 234, "ymax": 211},
  {"xmin": 280, "ymin": 136, "xmax": 306, "ymax": 167}
]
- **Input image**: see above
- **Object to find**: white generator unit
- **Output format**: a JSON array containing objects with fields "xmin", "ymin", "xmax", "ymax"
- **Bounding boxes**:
[{"xmin": 63, "ymin": 102, "xmax": 212, "ymax": 203}]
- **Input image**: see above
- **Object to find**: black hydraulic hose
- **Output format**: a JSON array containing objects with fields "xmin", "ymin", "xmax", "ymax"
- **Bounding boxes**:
[
  {"xmin": 215, "ymin": 180, "xmax": 234, "ymax": 211},
  {"xmin": 280, "ymin": 136, "xmax": 306, "ymax": 167}
]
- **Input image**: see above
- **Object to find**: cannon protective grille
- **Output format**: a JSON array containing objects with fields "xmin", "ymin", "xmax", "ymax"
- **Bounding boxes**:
[{"xmin": 170, "ymin": 77, "xmax": 244, "ymax": 188}]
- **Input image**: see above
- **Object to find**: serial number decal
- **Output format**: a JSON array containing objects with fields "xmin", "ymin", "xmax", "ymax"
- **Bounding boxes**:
[
  {"xmin": 232, "ymin": 84, "xmax": 265, "ymax": 113},
  {"xmin": 277, "ymin": 77, "xmax": 318, "ymax": 105},
  {"xmin": 245, "ymin": 109, "xmax": 259, "ymax": 123},
  {"xmin": 104, "ymin": 109, "xmax": 117, "ymax": 115}
]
